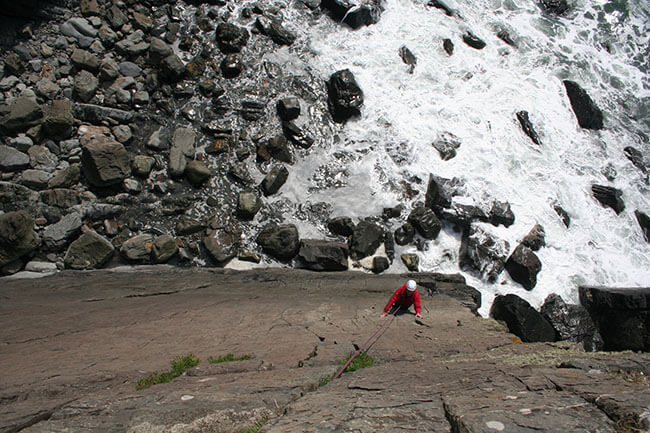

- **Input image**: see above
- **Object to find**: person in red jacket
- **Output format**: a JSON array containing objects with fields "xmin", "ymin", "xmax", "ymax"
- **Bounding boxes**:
[{"xmin": 380, "ymin": 280, "xmax": 422, "ymax": 318}]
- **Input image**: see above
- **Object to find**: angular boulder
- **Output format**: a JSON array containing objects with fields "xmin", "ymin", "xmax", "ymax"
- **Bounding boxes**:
[
  {"xmin": 42, "ymin": 99, "xmax": 75, "ymax": 138},
  {"xmin": 432, "ymin": 132, "xmax": 461, "ymax": 160},
  {"xmin": 401, "ymin": 253, "xmax": 419, "ymax": 272},
  {"xmin": 215, "ymin": 23, "xmax": 250, "ymax": 53},
  {"xmin": 394, "ymin": 223, "xmax": 415, "ymax": 245},
  {"xmin": 0, "ymin": 145, "xmax": 30, "ymax": 171},
  {"xmin": 0, "ymin": 211, "xmax": 40, "ymax": 267},
  {"xmin": 2, "ymin": 95, "xmax": 43, "ymax": 133},
  {"xmin": 462, "ymin": 32, "xmax": 486, "ymax": 49},
  {"xmin": 321, "ymin": 0, "xmax": 383, "ymax": 29},
  {"xmin": 120, "ymin": 234, "xmax": 154, "ymax": 263},
  {"xmin": 407, "ymin": 207, "xmax": 441, "ymax": 239},
  {"xmin": 185, "ymin": 160, "xmax": 211, "ymax": 186},
  {"xmin": 169, "ymin": 127, "xmax": 196, "ymax": 177},
  {"xmin": 488, "ymin": 201, "xmax": 515, "ymax": 227},
  {"xmin": 43, "ymin": 212, "xmax": 82, "ymax": 250},
  {"xmin": 152, "ymin": 234, "xmax": 178, "ymax": 264},
  {"xmin": 490, "ymin": 294, "xmax": 556, "ymax": 343},
  {"xmin": 425, "ymin": 174, "xmax": 463, "ymax": 210},
  {"xmin": 277, "ymin": 97, "xmax": 300, "ymax": 121},
  {"xmin": 516, "ymin": 111, "xmax": 541, "ymax": 145},
  {"xmin": 64, "ymin": 231, "xmax": 114, "ymax": 270},
  {"xmin": 579, "ymin": 286, "xmax": 650, "ymax": 351},
  {"xmin": 328, "ymin": 217, "xmax": 355, "ymax": 237},
  {"xmin": 349, "ymin": 220, "xmax": 383, "ymax": 259},
  {"xmin": 203, "ymin": 222, "xmax": 242, "ymax": 266},
  {"xmin": 372, "ymin": 256, "xmax": 390, "ymax": 274},
  {"xmin": 255, "ymin": 17, "xmax": 296, "ymax": 46},
  {"xmin": 81, "ymin": 141, "xmax": 131, "ymax": 187},
  {"xmin": 261, "ymin": 165, "xmax": 289, "ymax": 196},
  {"xmin": 459, "ymin": 226, "xmax": 510, "ymax": 282},
  {"xmin": 635, "ymin": 210, "xmax": 650, "ymax": 242},
  {"xmin": 521, "ymin": 224, "xmax": 545, "ymax": 251},
  {"xmin": 297, "ymin": 239, "xmax": 349, "ymax": 271},
  {"xmin": 74, "ymin": 70, "xmax": 99, "ymax": 102},
  {"xmin": 505, "ymin": 244, "xmax": 541, "ymax": 290},
  {"xmin": 256, "ymin": 224, "xmax": 300, "ymax": 262},
  {"xmin": 236, "ymin": 191, "xmax": 262, "ymax": 220},
  {"xmin": 327, "ymin": 69, "xmax": 364, "ymax": 123},
  {"xmin": 541, "ymin": 294, "xmax": 603, "ymax": 352},
  {"xmin": 563, "ymin": 80, "xmax": 604, "ymax": 130},
  {"xmin": 160, "ymin": 54, "xmax": 186, "ymax": 83},
  {"xmin": 591, "ymin": 184, "xmax": 624, "ymax": 214}
]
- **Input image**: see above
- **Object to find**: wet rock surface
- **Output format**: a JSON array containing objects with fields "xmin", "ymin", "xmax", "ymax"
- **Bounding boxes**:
[{"xmin": 1, "ymin": 268, "xmax": 648, "ymax": 433}]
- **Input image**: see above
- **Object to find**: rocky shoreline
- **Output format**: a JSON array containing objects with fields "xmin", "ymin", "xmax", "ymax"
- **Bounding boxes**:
[{"xmin": 1, "ymin": 1, "xmax": 649, "ymax": 349}]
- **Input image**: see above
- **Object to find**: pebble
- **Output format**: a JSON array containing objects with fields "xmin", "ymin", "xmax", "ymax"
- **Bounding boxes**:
[
  {"xmin": 485, "ymin": 421, "xmax": 505, "ymax": 431},
  {"xmin": 180, "ymin": 395, "xmax": 194, "ymax": 401}
]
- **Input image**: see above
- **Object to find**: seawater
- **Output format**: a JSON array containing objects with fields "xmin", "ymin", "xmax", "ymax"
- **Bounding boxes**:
[{"xmin": 276, "ymin": 0, "xmax": 649, "ymax": 315}]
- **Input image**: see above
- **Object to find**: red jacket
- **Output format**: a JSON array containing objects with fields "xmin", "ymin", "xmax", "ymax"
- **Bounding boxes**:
[{"xmin": 383, "ymin": 284, "xmax": 421, "ymax": 315}]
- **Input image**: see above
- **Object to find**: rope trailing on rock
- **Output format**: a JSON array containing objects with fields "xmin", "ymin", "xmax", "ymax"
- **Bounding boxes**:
[{"xmin": 332, "ymin": 306, "xmax": 400, "ymax": 380}]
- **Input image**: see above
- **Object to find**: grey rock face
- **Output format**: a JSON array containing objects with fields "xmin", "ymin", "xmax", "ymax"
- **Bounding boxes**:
[
  {"xmin": 43, "ymin": 212, "xmax": 82, "ymax": 249},
  {"xmin": 298, "ymin": 239, "xmax": 348, "ymax": 271},
  {"xmin": 169, "ymin": 127, "xmax": 196, "ymax": 177},
  {"xmin": 0, "ymin": 211, "xmax": 40, "ymax": 267},
  {"xmin": 81, "ymin": 141, "xmax": 131, "ymax": 187},
  {"xmin": 148, "ymin": 37, "xmax": 173, "ymax": 64},
  {"xmin": 28, "ymin": 146, "xmax": 58, "ymax": 171},
  {"xmin": 2, "ymin": 95, "xmax": 43, "ymax": 133},
  {"xmin": 0, "ymin": 145, "xmax": 30, "ymax": 171},
  {"xmin": 505, "ymin": 244, "xmax": 542, "ymax": 290},
  {"xmin": 349, "ymin": 220, "xmax": 384, "ymax": 259},
  {"xmin": 64, "ymin": 231, "xmax": 114, "ymax": 269},
  {"xmin": 459, "ymin": 226, "xmax": 509, "ymax": 282},
  {"xmin": 120, "ymin": 234, "xmax": 154, "ymax": 262},
  {"xmin": 257, "ymin": 224, "xmax": 300, "ymax": 262},
  {"xmin": 255, "ymin": 17, "xmax": 297, "ymax": 46}
]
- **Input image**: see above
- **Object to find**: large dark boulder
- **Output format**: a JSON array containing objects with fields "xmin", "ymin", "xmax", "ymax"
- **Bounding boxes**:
[
  {"xmin": 0, "ymin": 211, "xmax": 40, "ymax": 267},
  {"xmin": 298, "ymin": 239, "xmax": 349, "ymax": 271},
  {"xmin": 425, "ymin": 174, "xmax": 463, "ymax": 210},
  {"xmin": 215, "ymin": 23, "xmax": 250, "ymax": 53},
  {"xmin": 321, "ymin": 0, "xmax": 383, "ymax": 29},
  {"xmin": 2, "ymin": 95, "xmax": 43, "ymax": 133},
  {"xmin": 540, "ymin": 0, "xmax": 569, "ymax": 14},
  {"xmin": 516, "ymin": 111, "xmax": 541, "ymax": 145},
  {"xmin": 635, "ymin": 210, "xmax": 650, "ymax": 242},
  {"xmin": 203, "ymin": 222, "xmax": 241, "ymax": 265},
  {"xmin": 521, "ymin": 224, "xmax": 545, "ymax": 251},
  {"xmin": 459, "ymin": 226, "xmax": 509, "ymax": 282},
  {"xmin": 579, "ymin": 286, "xmax": 650, "ymax": 351},
  {"xmin": 623, "ymin": 146, "xmax": 647, "ymax": 173},
  {"xmin": 327, "ymin": 69, "xmax": 364, "ymax": 123},
  {"xmin": 488, "ymin": 201, "xmax": 515, "ymax": 227},
  {"xmin": 328, "ymin": 216, "xmax": 355, "ymax": 237},
  {"xmin": 64, "ymin": 230, "xmax": 114, "ymax": 270},
  {"xmin": 120, "ymin": 234, "xmax": 154, "ymax": 263},
  {"xmin": 462, "ymin": 32, "xmax": 486, "ymax": 50},
  {"xmin": 394, "ymin": 223, "xmax": 415, "ymax": 245},
  {"xmin": 427, "ymin": 0, "xmax": 455, "ymax": 16},
  {"xmin": 0, "ymin": 145, "xmax": 30, "ymax": 171},
  {"xmin": 563, "ymin": 80, "xmax": 604, "ymax": 130},
  {"xmin": 81, "ymin": 141, "xmax": 131, "ymax": 187},
  {"xmin": 407, "ymin": 207, "xmax": 441, "ymax": 239},
  {"xmin": 256, "ymin": 224, "xmax": 300, "ymax": 262},
  {"xmin": 438, "ymin": 203, "xmax": 487, "ymax": 229},
  {"xmin": 541, "ymin": 294, "xmax": 603, "ymax": 352},
  {"xmin": 349, "ymin": 220, "xmax": 383, "ymax": 259},
  {"xmin": 42, "ymin": 99, "xmax": 75, "ymax": 138},
  {"xmin": 277, "ymin": 97, "xmax": 300, "ymax": 121},
  {"xmin": 255, "ymin": 17, "xmax": 296, "ymax": 46},
  {"xmin": 591, "ymin": 184, "xmax": 624, "ymax": 215},
  {"xmin": 261, "ymin": 165, "xmax": 289, "ymax": 196},
  {"xmin": 505, "ymin": 244, "xmax": 541, "ymax": 290},
  {"xmin": 490, "ymin": 294, "xmax": 556, "ymax": 343}
]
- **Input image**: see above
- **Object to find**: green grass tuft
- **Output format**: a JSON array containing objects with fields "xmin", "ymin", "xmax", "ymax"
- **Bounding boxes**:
[
  {"xmin": 318, "ymin": 374, "xmax": 332, "ymax": 387},
  {"xmin": 137, "ymin": 354, "xmax": 200, "ymax": 390},
  {"xmin": 338, "ymin": 351, "xmax": 375, "ymax": 373},
  {"xmin": 207, "ymin": 353, "xmax": 252, "ymax": 364},
  {"xmin": 243, "ymin": 417, "xmax": 268, "ymax": 433}
]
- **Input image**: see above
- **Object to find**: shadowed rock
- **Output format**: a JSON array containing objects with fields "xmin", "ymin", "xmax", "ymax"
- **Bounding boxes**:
[
  {"xmin": 398, "ymin": 45, "xmax": 416, "ymax": 73},
  {"xmin": 408, "ymin": 207, "xmax": 442, "ymax": 239},
  {"xmin": 327, "ymin": 69, "xmax": 364, "ymax": 122},
  {"xmin": 541, "ymin": 294, "xmax": 603, "ymax": 352},
  {"xmin": 563, "ymin": 80, "xmax": 604, "ymax": 130},
  {"xmin": 491, "ymin": 294, "xmax": 556, "ymax": 342},
  {"xmin": 0, "ymin": 211, "xmax": 40, "ymax": 267},
  {"xmin": 350, "ymin": 220, "xmax": 383, "ymax": 259},
  {"xmin": 2, "ymin": 95, "xmax": 43, "ymax": 133},
  {"xmin": 257, "ymin": 224, "xmax": 300, "ymax": 262},
  {"xmin": 553, "ymin": 204, "xmax": 571, "ymax": 228},
  {"xmin": 623, "ymin": 146, "xmax": 647, "ymax": 173},
  {"xmin": 505, "ymin": 244, "xmax": 541, "ymax": 290},
  {"xmin": 372, "ymin": 256, "xmax": 390, "ymax": 273},
  {"xmin": 0, "ymin": 145, "xmax": 30, "ymax": 171},
  {"xmin": 255, "ymin": 17, "xmax": 296, "ymax": 45},
  {"xmin": 591, "ymin": 184, "xmax": 624, "ymax": 215},
  {"xmin": 497, "ymin": 29, "xmax": 517, "ymax": 47},
  {"xmin": 394, "ymin": 222, "xmax": 415, "ymax": 246},
  {"xmin": 277, "ymin": 97, "xmax": 300, "ymax": 121},
  {"xmin": 521, "ymin": 224, "xmax": 545, "ymax": 251},
  {"xmin": 321, "ymin": 0, "xmax": 383, "ymax": 29},
  {"xmin": 443, "ymin": 38, "xmax": 454, "ymax": 55},
  {"xmin": 516, "ymin": 111, "xmax": 541, "ymax": 145},
  {"xmin": 635, "ymin": 210, "xmax": 650, "ymax": 242},
  {"xmin": 81, "ymin": 141, "xmax": 130, "ymax": 188},
  {"xmin": 427, "ymin": 0, "xmax": 455, "ymax": 16},
  {"xmin": 121, "ymin": 234, "xmax": 154, "ymax": 263},
  {"xmin": 64, "ymin": 230, "xmax": 114, "ymax": 269},
  {"xmin": 215, "ymin": 23, "xmax": 250, "ymax": 53},
  {"xmin": 540, "ymin": 0, "xmax": 570, "ymax": 14},
  {"xmin": 459, "ymin": 225, "xmax": 509, "ymax": 282},
  {"xmin": 462, "ymin": 32, "xmax": 486, "ymax": 49},
  {"xmin": 298, "ymin": 239, "xmax": 349, "ymax": 271},
  {"xmin": 261, "ymin": 165, "xmax": 289, "ymax": 196},
  {"xmin": 328, "ymin": 216, "xmax": 355, "ymax": 237}
]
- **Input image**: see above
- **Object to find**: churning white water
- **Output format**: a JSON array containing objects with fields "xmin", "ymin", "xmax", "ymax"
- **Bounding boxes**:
[{"xmin": 272, "ymin": 0, "xmax": 650, "ymax": 315}]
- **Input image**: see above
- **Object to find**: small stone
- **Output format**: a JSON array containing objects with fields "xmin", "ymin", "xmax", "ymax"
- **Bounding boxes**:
[
  {"xmin": 152, "ymin": 234, "xmax": 178, "ymax": 263},
  {"xmin": 112, "ymin": 125, "xmax": 132, "ymax": 143},
  {"xmin": 0, "ymin": 145, "xmax": 30, "ymax": 171},
  {"xmin": 237, "ymin": 191, "xmax": 262, "ymax": 220},
  {"xmin": 277, "ymin": 97, "xmax": 300, "ymax": 121},
  {"xmin": 400, "ymin": 254, "xmax": 419, "ymax": 272},
  {"xmin": 220, "ymin": 54, "xmax": 243, "ymax": 78},
  {"xmin": 185, "ymin": 160, "xmax": 211, "ymax": 186}
]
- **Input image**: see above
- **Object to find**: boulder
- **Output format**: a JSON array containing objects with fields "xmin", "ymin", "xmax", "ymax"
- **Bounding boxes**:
[
  {"xmin": 425, "ymin": 174, "xmax": 462, "ymax": 209},
  {"xmin": 28, "ymin": 146, "xmax": 58, "ymax": 172},
  {"xmin": 236, "ymin": 191, "xmax": 262, "ymax": 220},
  {"xmin": 261, "ymin": 165, "xmax": 289, "ymax": 196},
  {"xmin": 120, "ymin": 234, "xmax": 154, "ymax": 262},
  {"xmin": 328, "ymin": 217, "xmax": 355, "ymax": 237},
  {"xmin": 277, "ymin": 97, "xmax": 300, "ymax": 121},
  {"xmin": 321, "ymin": 0, "xmax": 383, "ymax": 29},
  {"xmin": 541, "ymin": 294, "xmax": 603, "ymax": 352},
  {"xmin": 521, "ymin": 224, "xmax": 545, "ymax": 251},
  {"xmin": 176, "ymin": 216, "xmax": 206, "ymax": 236},
  {"xmin": 169, "ymin": 127, "xmax": 196, "ymax": 177},
  {"xmin": 20, "ymin": 170, "xmax": 50, "ymax": 190},
  {"xmin": 490, "ymin": 294, "xmax": 556, "ymax": 343},
  {"xmin": 40, "ymin": 189, "xmax": 81, "ymax": 208},
  {"xmin": 516, "ymin": 111, "xmax": 541, "ymax": 145},
  {"xmin": 0, "ymin": 182, "xmax": 39, "ymax": 213},
  {"xmin": 579, "ymin": 286, "xmax": 650, "ymax": 351},
  {"xmin": 443, "ymin": 38, "xmax": 454, "ymax": 55},
  {"xmin": 256, "ymin": 224, "xmax": 300, "ymax": 262},
  {"xmin": 2, "ymin": 95, "xmax": 43, "ymax": 133},
  {"xmin": 220, "ymin": 55, "xmax": 243, "ymax": 78},
  {"xmin": 160, "ymin": 54, "xmax": 186, "ymax": 83},
  {"xmin": 297, "ymin": 239, "xmax": 349, "ymax": 271},
  {"xmin": 462, "ymin": 32, "xmax": 486, "ymax": 49},
  {"xmin": 488, "ymin": 201, "xmax": 515, "ymax": 227},
  {"xmin": 215, "ymin": 23, "xmax": 250, "ymax": 54},
  {"xmin": 591, "ymin": 184, "xmax": 624, "ymax": 214},
  {"xmin": 49, "ymin": 164, "xmax": 80, "ymax": 189},
  {"xmin": 152, "ymin": 234, "xmax": 178, "ymax": 263},
  {"xmin": 623, "ymin": 146, "xmax": 647, "ymax": 173},
  {"xmin": 428, "ymin": 0, "xmax": 455, "ymax": 16},
  {"xmin": 148, "ymin": 37, "xmax": 173, "ymax": 65},
  {"xmin": 185, "ymin": 160, "xmax": 211, "ymax": 186},
  {"xmin": 43, "ymin": 212, "xmax": 82, "ymax": 250},
  {"xmin": 349, "ymin": 220, "xmax": 384, "ymax": 259},
  {"xmin": 132, "ymin": 155, "xmax": 155, "ymax": 178},
  {"xmin": 75, "ymin": 104, "xmax": 134, "ymax": 124},
  {"xmin": 256, "ymin": 17, "xmax": 297, "ymax": 45},
  {"xmin": 432, "ymin": 132, "xmax": 461, "ymax": 160},
  {"xmin": 398, "ymin": 45, "xmax": 416, "ymax": 73},
  {"xmin": 81, "ymin": 141, "xmax": 131, "ymax": 187},
  {"xmin": 459, "ymin": 226, "xmax": 509, "ymax": 282},
  {"xmin": 265, "ymin": 135, "xmax": 293, "ymax": 164},
  {"xmin": 438, "ymin": 203, "xmax": 487, "ymax": 228},
  {"xmin": 553, "ymin": 204, "xmax": 571, "ymax": 228},
  {"xmin": 327, "ymin": 69, "xmax": 364, "ymax": 123},
  {"xmin": 497, "ymin": 29, "xmax": 517, "ymax": 47},
  {"xmin": 407, "ymin": 207, "xmax": 441, "ymax": 239},
  {"xmin": 203, "ymin": 222, "xmax": 242, "ymax": 265},
  {"xmin": 71, "ymin": 49, "xmax": 101, "ymax": 71},
  {"xmin": 635, "ymin": 210, "xmax": 650, "ymax": 242},
  {"xmin": 401, "ymin": 253, "xmax": 419, "ymax": 272},
  {"xmin": 394, "ymin": 223, "xmax": 415, "ymax": 245},
  {"xmin": 106, "ymin": 4, "xmax": 128, "ymax": 28},
  {"xmin": 42, "ymin": 99, "xmax": 75, "ymax": 138},
  {"xmin": 372, "ymin": 256, "xmax": 390, "ymax": 274},
  {"xmin": 505, "ymin": 244, "xmax": 541, "ymax": 290},
  {"xmin": 540, "ymin": 0, "xmax": 569, "ymax": 14},
  {"xmin": 64, "ymin": 230, "xmax": 114, "ymax": 270},
  {"xmin": 74, "ymin": 70, "xmax": 99, "ymax": 102},
  {"xmin": 0, "ymin": 145, "xmax": 30, "ymax": 171},
  {"xmin": 563, "ymin": 80, "xmax": 604, "ymax": 130},
  {"xmin": 282, "ymin": 121, "xmax": 314, "ymax": 149},
  {"xmin": 0, "ymin": 211, "xmax": 40, "ymax": 267}
]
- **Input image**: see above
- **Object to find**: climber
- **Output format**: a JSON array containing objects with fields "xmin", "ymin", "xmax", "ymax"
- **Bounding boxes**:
[{"xmin": 380, "ymin": 279, "xmax": 422, "ymax": 318}]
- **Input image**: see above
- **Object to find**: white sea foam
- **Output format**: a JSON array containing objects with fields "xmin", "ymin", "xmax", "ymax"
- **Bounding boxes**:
[{"xmin": 278, "ymin": 0, "xmax": 650, "ymax": 314}]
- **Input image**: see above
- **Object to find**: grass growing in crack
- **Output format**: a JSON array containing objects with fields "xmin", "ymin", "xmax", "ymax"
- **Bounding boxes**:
[
  {"xmin": 207, "ymin": 353, "xmax": 252, "ymax": 364},
  {"xmin": 318, "ymin": 374, "xmax": 332, "ymax": 387},
  {"xmin": 137, "ymin": 354, "xmax": 200, "ymax": 390},
  {"xmin": 243, "ymin": 417, "xmax": 268, "ymax": 433},
  {"xmin": 338, "ymin": 351, "xmax": 374, "ymax": 373}
]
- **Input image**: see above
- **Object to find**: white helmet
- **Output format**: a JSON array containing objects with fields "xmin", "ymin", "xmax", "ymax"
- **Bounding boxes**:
[{"xmin": 406, "ymin": 280, "xmax": 416, "ymax": 291}]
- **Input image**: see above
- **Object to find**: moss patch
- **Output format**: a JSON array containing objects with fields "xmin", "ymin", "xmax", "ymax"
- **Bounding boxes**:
[
  {"xmin": 137, "ymin": 354, "xmax": 200, "ymax": 390},
  {"xmin": 207, "ymin": 353, "xmax": 252, "ymax": 364},
  {"xmin": 338, "ymin": 351, "xmax": 375, "ymax": 373},
  {"xmin": 243, "ymin": 417, "xmax": 268, "ymax": 433}
]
